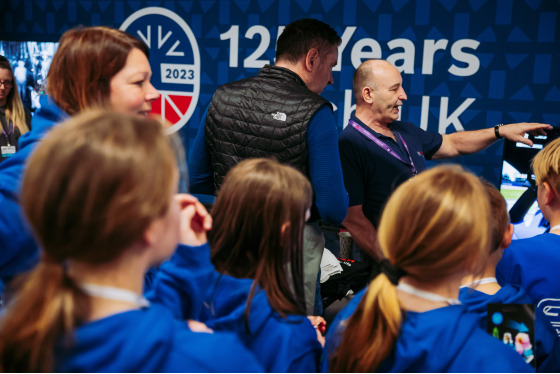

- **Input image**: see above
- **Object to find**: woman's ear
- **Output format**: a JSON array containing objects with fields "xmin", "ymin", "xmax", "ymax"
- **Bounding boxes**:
[
  {"xmin": 281, "ymin": 221, "xmax": 291, "ymax": 236},
  {"xmin": 280, "ymin": 221, "xmax": 291, "ymax": 246}
]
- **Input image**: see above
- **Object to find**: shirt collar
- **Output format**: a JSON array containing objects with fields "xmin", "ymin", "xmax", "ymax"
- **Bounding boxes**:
[{"xmin": 351, "ymin": 112, "xmax": 394, "ymax": 140}]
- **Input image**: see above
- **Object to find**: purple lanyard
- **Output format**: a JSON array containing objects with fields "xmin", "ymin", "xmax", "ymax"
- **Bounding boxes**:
[
  {"xmin": 1, "ymin": 119, "xmax": 13, "ymax": 144},
  {"xmin": 349, "ymin": 119, "xmax": 418, "ymax": 175}
]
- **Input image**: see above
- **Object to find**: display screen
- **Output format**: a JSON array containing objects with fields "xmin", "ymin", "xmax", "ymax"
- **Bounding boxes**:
[
  {"xmin": 499, "ymin": 128, "xmax": 560, "ymax": 239},
  {"xmin": 0, "ymin": 40, "xmax": 58, "ymax": 114},
  {"xmin": 487, "ymin": 303, "xmax": 536, "ymax": 369}
]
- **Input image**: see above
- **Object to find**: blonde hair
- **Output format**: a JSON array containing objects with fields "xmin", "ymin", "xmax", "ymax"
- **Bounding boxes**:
[
  {"xmin": 0, "ymin": 110, "xmax": 176, "ymax": 372},
  {"xmin": 532, "ymin": 137, "xmax": 560, "ymax": 195},
  {"xmin": 0, "ymin": 58, "xmax": 29, "ymax": 134},
  {"xmin": 330, "ymin": 165, "xmax": 491, "ymax": 372}
]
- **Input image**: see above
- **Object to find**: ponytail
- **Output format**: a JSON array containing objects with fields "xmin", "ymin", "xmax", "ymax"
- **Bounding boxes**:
[
  {"xmin": 0, "ymin": 259, "xmax": 89, "ymax": 372},
  {"xmin": 329, "ymin": 273, "xmax": 403, "ymax": 372},
  {"xmin": 329, "ymin": 165, "xmax": 491, "ymax": 372}
]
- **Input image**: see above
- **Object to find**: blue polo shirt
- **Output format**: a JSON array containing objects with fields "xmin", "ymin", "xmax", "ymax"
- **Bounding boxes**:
[{"xmin": 339, "ymin": 113, "xmax": 442, "ymax": 227}]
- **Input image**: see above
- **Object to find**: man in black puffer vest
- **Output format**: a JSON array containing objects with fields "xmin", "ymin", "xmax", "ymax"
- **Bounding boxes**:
[{"xmin": 189, "ymin": 18, "xmax": 349, "ymax": 316}]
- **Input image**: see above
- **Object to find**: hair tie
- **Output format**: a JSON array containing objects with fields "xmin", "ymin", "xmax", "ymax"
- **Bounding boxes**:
[{"xmin": 380, "ymin": 259, "xmax": 406, "ymax": 285}]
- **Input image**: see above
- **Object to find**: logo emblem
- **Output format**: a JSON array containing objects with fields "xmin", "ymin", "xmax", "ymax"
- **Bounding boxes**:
[
  {"xmin": 121, "ymin": 7, "xmax": 200, "ymax": 134},
  {"xmin": 538, "ymin": 298, "xmax": 560, "ymax": 335},
  {"xmin": 271, "ymin": 111, "xmax": 287, "ymax": 121}
]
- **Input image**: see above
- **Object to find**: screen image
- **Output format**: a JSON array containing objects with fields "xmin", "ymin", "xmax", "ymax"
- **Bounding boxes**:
[
  {"xmin": 487, "ymin": 303, "xmax": 536, "ymax": 369},
  {"xmin": 0, "ymin": 40, "xmax": 58, "ymax": 114},
  {"xmin": 499, "ymin": 128, "xmax": 560, "ymax": 240}
]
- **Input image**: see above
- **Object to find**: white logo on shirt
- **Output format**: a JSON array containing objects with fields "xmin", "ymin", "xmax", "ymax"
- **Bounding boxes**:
[
  {"xmin": 537, "ymin": 298, "xmax": 560, "ymax": 336},
  {"xmin": 271, "ymin": 112, "xmax": 287, "ymax": 121}
]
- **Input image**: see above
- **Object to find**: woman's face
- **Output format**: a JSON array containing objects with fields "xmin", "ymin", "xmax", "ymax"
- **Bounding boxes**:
[
  {"xmin": 109, "ymin": 48, "xmax": 159, "ymax": 117},
  {"xmin": 0, "ymin": 68, "xmax": 13, "ymax": 106}
]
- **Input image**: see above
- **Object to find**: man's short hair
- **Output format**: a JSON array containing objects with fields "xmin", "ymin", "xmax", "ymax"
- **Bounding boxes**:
[
  {"xmin": 276, "ymin": 18, "xmax": 341, "ymax": 63},
  {"xmin": 533, "ymin": 137, "xmax": 560, "ymax": 195},
  {"xmin": 352, "ymin": 60, "xmax": 379, "ymax": 103}
]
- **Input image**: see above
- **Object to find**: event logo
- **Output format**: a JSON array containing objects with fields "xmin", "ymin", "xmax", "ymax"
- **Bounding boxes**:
[
  {"xmin": 121, "ymin": 7, "xmax": 200, "ymax": 133},
  {"xmin": 537, "ymin": 298, "xmax": 560, "ymax": 336}
]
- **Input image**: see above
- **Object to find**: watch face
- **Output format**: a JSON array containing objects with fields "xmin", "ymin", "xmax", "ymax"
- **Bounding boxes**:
[{"xmin": 121, "ymin": 7, "xmax": 201, "ymax": 133}]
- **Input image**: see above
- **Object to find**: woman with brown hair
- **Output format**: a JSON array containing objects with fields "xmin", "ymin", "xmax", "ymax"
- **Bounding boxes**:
[
  {"xmin": 0, "ymin": 110, "xmax": 262, "ymax": 372},
  {"xmin": 324, "ymin": 165, "xmax": 532, "ymax": 372},
  {"xmin": 0, "ymin": 56, "xmax": 31, "ymax": 162},
  {"xmin": 194, "ymin": 158, "xmax": 324, "ymax": 372},
  {"xmin": 0, "ymin": 26, "xmax": 159, "ymax": 294}
]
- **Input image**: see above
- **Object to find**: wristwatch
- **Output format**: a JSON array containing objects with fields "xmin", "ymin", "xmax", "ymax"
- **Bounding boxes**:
[{"xmin": 494, "ymin": 124, "xmax": 504, "ymax": 139}]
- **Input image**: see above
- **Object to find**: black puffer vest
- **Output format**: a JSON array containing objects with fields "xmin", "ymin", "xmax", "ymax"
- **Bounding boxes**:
[{"xmin": 206, "ymin": 65, "xmax": 332, "ymax": 190}]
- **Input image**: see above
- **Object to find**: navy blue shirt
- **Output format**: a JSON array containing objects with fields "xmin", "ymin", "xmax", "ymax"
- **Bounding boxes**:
[{"xmin": 339, "ymin": 113, "xmax": 442, "ymax": 227}]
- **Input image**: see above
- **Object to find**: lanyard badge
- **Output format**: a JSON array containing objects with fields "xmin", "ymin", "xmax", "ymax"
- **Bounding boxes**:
[
  {"xmin": 1, "ymin": 145, "xmax": 15, "ymax": 158},
  {"xmin": 349, "ymin": 119, "xmax": 418, "ymax": 175}
]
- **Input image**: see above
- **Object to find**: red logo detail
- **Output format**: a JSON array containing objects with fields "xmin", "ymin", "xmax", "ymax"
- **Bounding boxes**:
[
  {"xmin": 150, "ymin": 95, "xmax": 193, "ymax": 126},
  {"xmin": 169, "ymin": 95, "xmax": 192, "ymax": 115}
]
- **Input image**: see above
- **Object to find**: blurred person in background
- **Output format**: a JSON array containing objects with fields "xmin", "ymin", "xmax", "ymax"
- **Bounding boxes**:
[
  {"xmin": 0, "ymin": 56, "xmax": 31, "ymax": 162},
  {"xmin": 0, "ymin": 26, "xmax": 159, "ymax": 298}
]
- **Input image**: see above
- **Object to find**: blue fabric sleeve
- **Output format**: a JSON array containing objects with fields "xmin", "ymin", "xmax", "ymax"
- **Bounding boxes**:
[
  {"xmin": 0, "ymin": 96, "xmax": 65, "ymax": 283},
  {"xmin": 307, "ymin": 106, "xmax": 349, "ymax": 224},
  {"xmin": 535, "ymin": 306, "xmax": 560, "ymax": 372},
  {"xmin": 287, "ymin": 350, "xmax": 321, "ymax": 373},
  {"xmin": 402, "ymin": 122, "xmax": 442, "ymax": 160},
  {"xmin": 496, "ymin": 247, "xmax": 518, "ymax": 286},
  {"xmin": 338, "ymin": 129, "xmax": 366, "ymax": 207},
  {"xmin": 419, "ymin": 131, "xmax": 442, "ymax": 160},
  {"xmin": 146, "ymin": 242, "xmax": 220, "ymax": 320},
  {"xmin": 188, "ymin": 105, "xmax": 215, "ymax": 195}
]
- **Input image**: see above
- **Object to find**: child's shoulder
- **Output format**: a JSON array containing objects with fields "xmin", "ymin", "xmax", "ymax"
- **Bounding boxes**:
[{"xmin": 508, "ymin": 233, "xmax": 560, "ymax": 253}]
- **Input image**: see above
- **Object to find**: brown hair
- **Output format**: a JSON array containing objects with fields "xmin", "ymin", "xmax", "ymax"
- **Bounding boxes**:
[
  {"xmin": 47, "ymin": 26, "xmax": 148, "ymax": 115},
  {"xmin": 209, "ymin": 158, "xmax": 311, "ymax": 326},
  {"xmin": 276, "ymin": 18, "xmax": 341, "ymax": 63},
  {"xmin": 330, "ymin": 165, "xmax": 491, "ymax": 372},
  {"xmin": 0, "ymin": 57, "xmax": 29, "ymax": 133},
  {"xmin": 0, "ymin": 110, "xmax": 176, "ymax": 372},
  {"xmin": 481, "ymin": 180, "xmax": 510, "ymax": 252},
  {"xmin": 533, "ymin": 137, "xmax": 560, "ymax": 196}
]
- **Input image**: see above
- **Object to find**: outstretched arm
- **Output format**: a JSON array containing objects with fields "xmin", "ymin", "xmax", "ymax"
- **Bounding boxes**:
[{"xmin": 433, "ymin": 122, "xmax": 551, "ymax": 159}]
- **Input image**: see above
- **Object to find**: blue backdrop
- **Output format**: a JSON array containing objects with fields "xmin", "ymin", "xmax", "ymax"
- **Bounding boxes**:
[{"xmin": 2, "ymin": 0, "xmax": 560, "ymax": 185}]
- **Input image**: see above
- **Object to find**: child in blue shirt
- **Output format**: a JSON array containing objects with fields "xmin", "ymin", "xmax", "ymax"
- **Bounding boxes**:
[
  {"xmin": 460, "ymin": 180, "xmax": 560, "ymax": 371},
  {"xmin": 497, "ymin": 137, "xmax": 560, "ymax": 336},
  {"xmin": 324, "ymin": 165, "xmax": 532, "ymax": 372},
  {"xmin": 198, "ymin": 158, "xmax": 324, "ymax": 372},
  {"xmin": 0, "ymin": 111, "xmax": 262, "ymax": 373}
]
